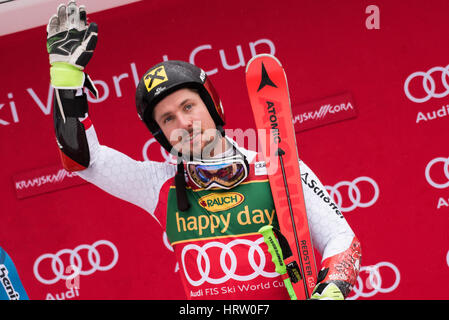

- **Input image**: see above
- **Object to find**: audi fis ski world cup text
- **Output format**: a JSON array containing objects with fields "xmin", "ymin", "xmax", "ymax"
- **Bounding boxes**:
[{"xmin": 0, "ymin": 39, "xmax": 275, "ymax": 128}]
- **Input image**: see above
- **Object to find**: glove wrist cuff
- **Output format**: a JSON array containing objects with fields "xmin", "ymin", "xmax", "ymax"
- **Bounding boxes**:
[{"xmin": 50, "ymin": 62, "xmax": 84, "ymax": 88}]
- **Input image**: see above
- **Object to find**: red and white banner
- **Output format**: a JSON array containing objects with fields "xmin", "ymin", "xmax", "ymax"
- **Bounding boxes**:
[
  {"xmin": 13, "ymin": 164, "xmax": 86, "ymax": 199},
  {"xmin": 1, "ymin": 0, "xmax": 448, "ymax": 300},
  {"xmin": 292, "ymin": 92, "xmax": 357, "ymax": 132}
]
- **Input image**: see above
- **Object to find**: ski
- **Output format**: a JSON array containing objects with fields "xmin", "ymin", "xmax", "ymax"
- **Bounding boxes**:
[{"xmin": 245, "ymin": 54, "xmax": 318, "ymax": 299}]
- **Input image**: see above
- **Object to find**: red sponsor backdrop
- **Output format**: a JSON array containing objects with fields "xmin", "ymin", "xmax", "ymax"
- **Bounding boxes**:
[{"xmin": 1, "ymin": 0, "xmax": 449, "ymax": 300}]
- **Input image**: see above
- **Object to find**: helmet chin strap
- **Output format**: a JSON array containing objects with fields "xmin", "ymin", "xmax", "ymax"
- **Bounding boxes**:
[{"xmin": 175, "ymin": 160, "xmax": 190, "ymax": 212}]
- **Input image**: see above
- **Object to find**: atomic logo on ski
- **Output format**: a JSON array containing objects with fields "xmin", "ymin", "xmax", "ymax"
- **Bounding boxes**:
[{"xmin": 257, "ymin": 62, "xmax": 278, "ymax": 92}]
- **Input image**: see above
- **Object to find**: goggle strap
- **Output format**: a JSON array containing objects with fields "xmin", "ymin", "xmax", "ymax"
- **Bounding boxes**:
[{"xmin": 175, "ymin": 161, "xmax": 190, "ymax": 212}]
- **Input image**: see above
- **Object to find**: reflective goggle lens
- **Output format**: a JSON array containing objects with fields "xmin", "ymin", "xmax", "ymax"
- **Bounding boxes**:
[{"xmin": 187, "ymin": 161, "xmax": 248, "ymax": 189}]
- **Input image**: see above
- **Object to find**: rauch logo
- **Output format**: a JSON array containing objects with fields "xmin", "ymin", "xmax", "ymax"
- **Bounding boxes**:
[{"xmin": 198, "ymin": 192, "xmax": 244, "ymax": 212}]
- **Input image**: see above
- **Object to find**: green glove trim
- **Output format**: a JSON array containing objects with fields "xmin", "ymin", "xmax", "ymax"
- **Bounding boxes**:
[
  {"xmin": 311, "ymin": 282, "xmax": 345, "ymax": 300},
  {"xmin": 50, "ymin": 62, "xmax": 84, "ymax": 87}
]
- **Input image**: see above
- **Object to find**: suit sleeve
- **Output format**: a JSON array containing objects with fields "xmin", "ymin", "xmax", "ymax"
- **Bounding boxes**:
[
  {"xmin": 75, "ymin": 117, "xmax": 177, "ymax": 225},
  {"xmin": 300, "ymin": 160, "xmax": 361, "ymax": 297},
  {"xmin": 51, "ymin": 82, "xmax": 176, "ymax": 223}
]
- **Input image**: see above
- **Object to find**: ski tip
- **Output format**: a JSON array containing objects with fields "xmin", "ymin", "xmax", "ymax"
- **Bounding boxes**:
[{"xmin": 245, "ymin": 54, "xmax": 282, "ymax": 73}]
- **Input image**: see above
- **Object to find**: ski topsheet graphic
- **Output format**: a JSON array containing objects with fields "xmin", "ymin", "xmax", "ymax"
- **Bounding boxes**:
[{"xmin": 245, "ymin": 54, "xmax": 317, "ymax": 299}]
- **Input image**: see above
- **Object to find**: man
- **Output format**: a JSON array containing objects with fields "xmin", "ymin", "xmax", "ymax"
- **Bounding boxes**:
[{"xmin": 47, "ymin": 1, "xmax": 361, "ymax": 300}]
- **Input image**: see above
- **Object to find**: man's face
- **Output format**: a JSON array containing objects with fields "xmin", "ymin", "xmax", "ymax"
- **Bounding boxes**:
[{"xmin": 153, "ymin": 88, "xmax": 219, "ymax": 157}]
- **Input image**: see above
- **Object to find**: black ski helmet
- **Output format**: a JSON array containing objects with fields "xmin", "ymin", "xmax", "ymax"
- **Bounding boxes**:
[{"xmin": 136, "ymin": 60, "xmax": 225, "ymax": 153}]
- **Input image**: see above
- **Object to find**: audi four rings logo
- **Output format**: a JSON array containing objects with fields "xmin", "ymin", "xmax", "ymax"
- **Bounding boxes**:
[
  {"xmin": 425, "ymin": 157, "xmax": 449, "ymax": 189},
  {"xmin": 33, "ymin": 240, "xmax": 119, "ymax": 285},
  {"xmin": 404, "ymin": 64, "xmax": 449, "ymax": 103},
  {"xmin": 347, "ymin": 261, "xmax": 401, "ymax": 300},
  {"xmin": 325, "ymin": 176, "xmax": 380, "ymax": 212},
  {"xmin": 142, "ymin": 138, "xmax": 177, "ymax": 164},
  {"xmin": 181, "ymin": 237, "xmax": 278, "ymax": 286}
]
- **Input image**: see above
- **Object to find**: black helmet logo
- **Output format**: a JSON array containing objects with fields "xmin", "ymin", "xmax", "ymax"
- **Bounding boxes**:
[{"xmin": 144, "ymin": 66, "xmax": 169, "ymax": 92}]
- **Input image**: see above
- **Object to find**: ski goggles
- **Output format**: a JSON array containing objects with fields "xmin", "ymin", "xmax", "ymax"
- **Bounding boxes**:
[{"xmin": 186, "ymin": 157, "xmax": 249, "ymax": 190}]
